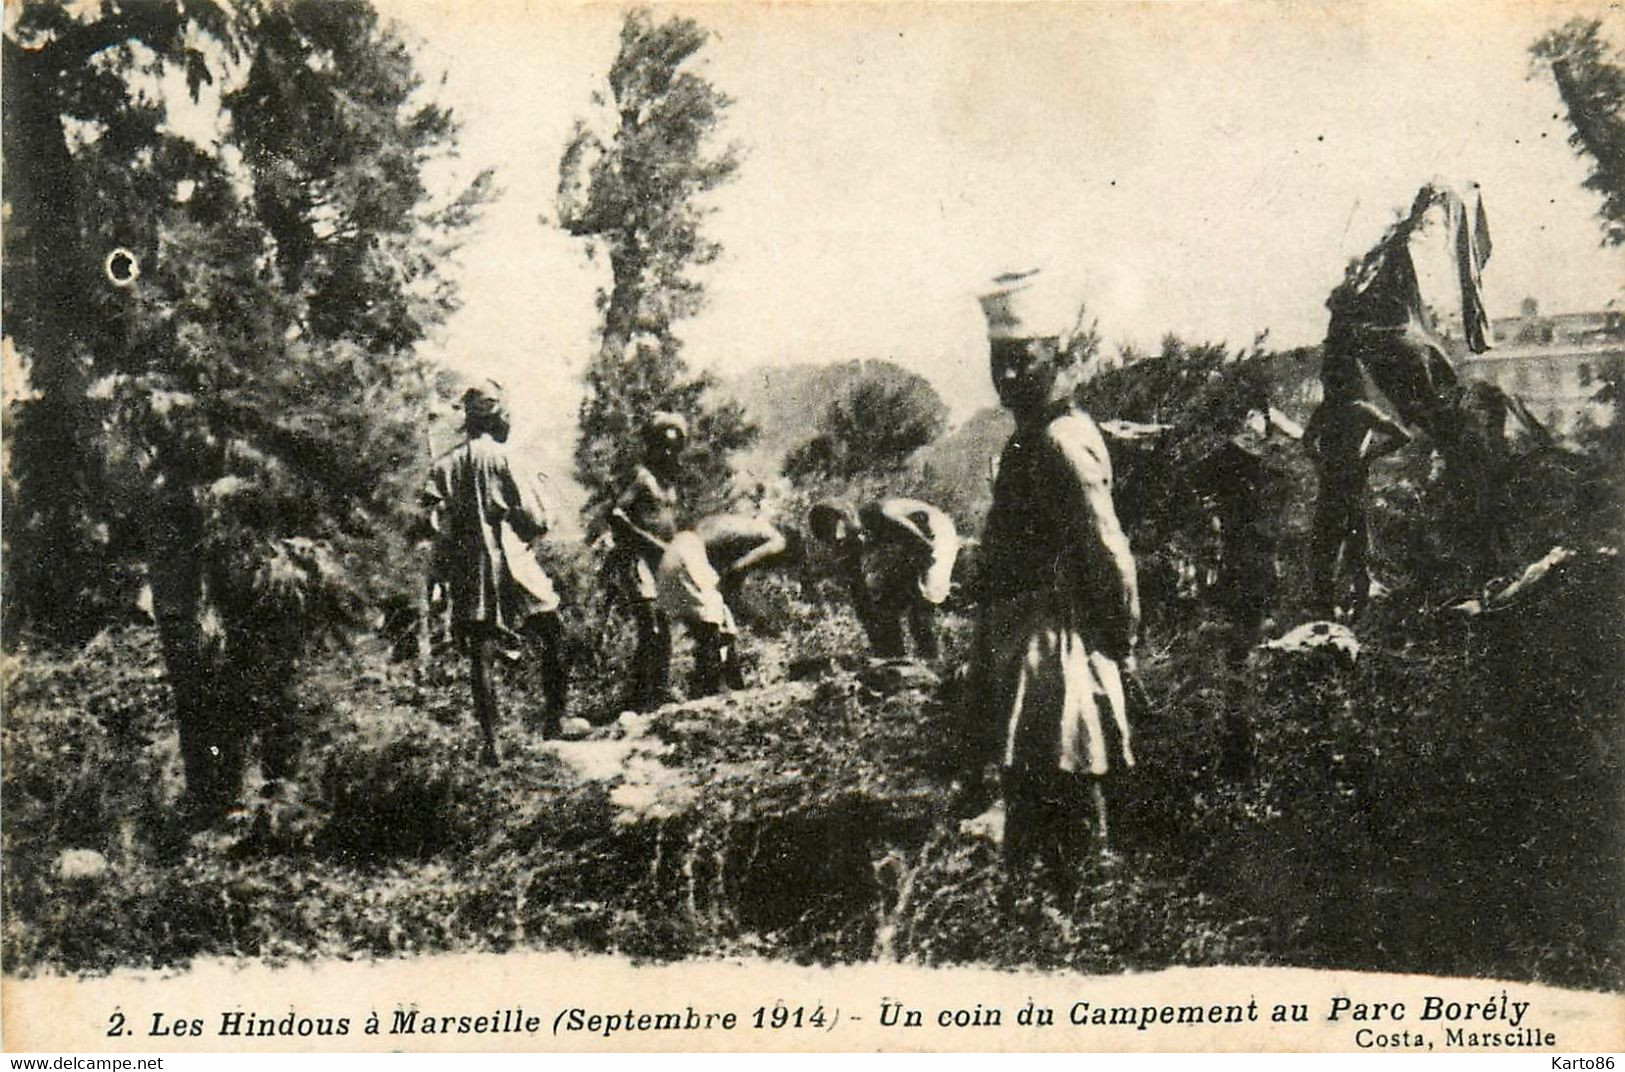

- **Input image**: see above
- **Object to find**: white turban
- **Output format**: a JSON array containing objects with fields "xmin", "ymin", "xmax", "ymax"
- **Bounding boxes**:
[{"xmin": 978, "ymin": 268, "xmax": 1088, "ymax": 348}]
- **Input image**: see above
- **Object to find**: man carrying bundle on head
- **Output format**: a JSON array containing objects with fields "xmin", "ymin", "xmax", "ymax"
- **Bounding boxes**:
[
  {"xmin": 966, "ymin": 269, "xmax": 1141, "ymax": 892},
  {"xmin": 1316, "ymin": 179, "xmax": 1495, "ymax": 584},
  {"xmin": 809, "ymin": 498, "xmax": 960, "ymax": 661},
  {"xmin": 424, "ymin": 380, "xmax": 569, "ymax": 764}
]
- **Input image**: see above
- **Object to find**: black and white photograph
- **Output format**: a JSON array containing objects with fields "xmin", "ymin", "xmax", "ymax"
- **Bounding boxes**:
[{"xmin": 2, "ymin": 0, "xmax": 1622, "ymax": 1055}]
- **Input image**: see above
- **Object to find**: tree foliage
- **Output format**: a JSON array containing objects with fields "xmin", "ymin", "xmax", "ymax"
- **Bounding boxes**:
[
  {"xmin": 784, "ymin": 364, "xmax": 949, "ymax": 484},
  {"xmin": 3, "ymin": 0, "xmax": 228, "ymax": 643},
  {"xmin": 557, "ymin": 8, "xmax": 756, "ymax": 517},
  {"xmin": 1532, "ymin": 17, "xmax": 1625, "ymax": 247},
  {"xmin": 571, "ymin": 335, "xmax": 758, "ymax": 519},
  {"xmin": 2, "ymin": 0, "xmax": 489, "ymax": 815},
  {"xmin": 1073, "ymin": 337, "xmax": 1305, "ymax": 630},
  {"xmin": 1079, "ymin": 335, "xmax": 1264, "ymax": 530}
]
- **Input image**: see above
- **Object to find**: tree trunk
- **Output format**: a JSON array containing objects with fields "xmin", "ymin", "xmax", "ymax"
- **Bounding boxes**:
[
  {"xmin": 601, "ymin": 245, "xmax": 648, "ymax": 360},
  {"xmin": 2, "ymin": 39, "xmax": 106, "ymax": 642},
  {"xmin": 142, "ymin": 489, "xmax": 243, "ymax": 822}
]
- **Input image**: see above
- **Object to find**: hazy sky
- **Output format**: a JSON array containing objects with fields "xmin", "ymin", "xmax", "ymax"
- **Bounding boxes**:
[{"xmin": 385, "ymin": 0, "xmax": 1624, "ymax": 439}]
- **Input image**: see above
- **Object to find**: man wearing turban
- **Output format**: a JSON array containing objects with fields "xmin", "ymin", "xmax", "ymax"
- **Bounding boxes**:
[
  {"xmin": 424, "ymin": 380, "xmax": 568, "ymax": 762},
  {"xmin": 967, "ymin": 270, "xmax": 1140, "ymax": 893}
]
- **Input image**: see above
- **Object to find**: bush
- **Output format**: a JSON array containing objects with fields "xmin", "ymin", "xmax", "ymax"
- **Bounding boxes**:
[{"xmin": 784, "ymin": 366, "xmax": 948, "ymax": 485}]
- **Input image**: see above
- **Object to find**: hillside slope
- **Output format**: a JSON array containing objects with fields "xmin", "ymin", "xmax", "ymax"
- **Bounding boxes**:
[{"xmin": 6, "ymin": 536, "xmax": 1619, "ymax": 987}]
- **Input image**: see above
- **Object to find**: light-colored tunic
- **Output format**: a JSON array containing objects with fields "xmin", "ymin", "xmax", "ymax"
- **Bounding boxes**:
[
  {"xmin": 655, "ymin": 531, "xmax": 735, "ymax": 633},
  {"xmin": 868, "ymin": 502, "xmax": 961, "ymax": 606},
  {"xmin": 424, "ymin": 435, "xmax": 556, "ymax": 637},
  {"xmin": 986, "ymin": 590, "xmax": 1132, "ymax": 775}
]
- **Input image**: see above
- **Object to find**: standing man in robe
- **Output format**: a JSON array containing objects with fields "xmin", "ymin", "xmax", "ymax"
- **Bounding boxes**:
[
  {"xmin": 1185, "ymin": 397, "xmax": 1297, "ymax": 778},
  {"xmin": 967, "ymin": 270, "xmax": 1140, "ymax": 889},
  {"xmin": 1319, "ymin": 180, "xmax": 1495, "ymax": 577},
  {"xmin": 424, "ymin": 381, "xmax": 569, "ymax": 763}
]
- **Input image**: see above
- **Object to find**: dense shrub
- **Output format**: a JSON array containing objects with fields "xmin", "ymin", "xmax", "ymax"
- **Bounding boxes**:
[{"xmin": 784, "ymin": 367, "xmax": 949, "ymax": 485}]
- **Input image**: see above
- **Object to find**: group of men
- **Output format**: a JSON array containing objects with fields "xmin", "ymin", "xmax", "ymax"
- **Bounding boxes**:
[
  {"xmin": 418, "ymin": 269, "xmax": 1140, "ymax": 887},
  {"xmin": 597, "ymin": 409, "xmax": 968, "ymax": 713},
  {"xmin": 423, "ymin": 261, "xmax": 1432, "ymax": 886},
  {"xmin": 422, "ymin": 385, "xmax": 964, "ymax": 766}
]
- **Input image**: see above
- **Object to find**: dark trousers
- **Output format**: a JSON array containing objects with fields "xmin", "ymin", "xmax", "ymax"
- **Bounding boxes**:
[
  {"xmin": 689, "ymin": 622, "xmax": 724, "ymax": 698},
  {"xmin": 465, "ymin": 629, "xmax": 502, "ymax": 765},
  {"xmin": 629, "ymin": 599, "xmax": 672, "ymax": 711},
  {"xmin": 521, "ymin": 612, "xmax": 570, "ymax": 733},
  {"xmin": 857, "ymin": 566, "xmax": 940, "ymax": 660},
  {"xmin": 464, "ymin": 612, "xmax": 571, "ymax": 765},
  {"xmin": 869, "ymin": 597, "xmax": 941, "ymax": 660},
  {"xmin": 1310, "ymin": 481, "xmax": 1369, "ymax": 619},
  {"xmin": 1001, "ymin": 768, "xmax": 1111, "ymax": 902},
  {"xmin": 687, "ymin": 620, "xmax": 748, "ymax": 697}
]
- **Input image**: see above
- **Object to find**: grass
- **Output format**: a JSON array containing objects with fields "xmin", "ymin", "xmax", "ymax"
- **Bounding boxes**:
[{"xmin": 4, "ymin": 543, "xmax": 1619, "ymax": 988}]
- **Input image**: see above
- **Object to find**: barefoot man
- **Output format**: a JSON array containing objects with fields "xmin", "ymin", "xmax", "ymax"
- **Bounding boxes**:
[
  {"xmin": 425, "ymin": 381, "xmax": 568, "ymax": 762},
  {"xmin": 607, "ymin": 411, "xmax": 689, "ymax": 711}
]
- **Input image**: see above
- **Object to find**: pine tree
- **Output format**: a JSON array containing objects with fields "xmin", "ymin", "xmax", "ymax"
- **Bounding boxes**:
[
  {"xmin": 3, "ymin": 1, "xmax": 228, "ymax": 644},
  {"xmin": 557, "ymin": 8, "xmax": 757, "ymax": 518},
  {"xmin": 2, "ymin": 0, "xmax": 490, "ymax": 817}
]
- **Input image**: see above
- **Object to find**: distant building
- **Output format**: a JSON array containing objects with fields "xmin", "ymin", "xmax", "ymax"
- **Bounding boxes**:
[{"xmin": 1447, "ymin": 299, "xmax": 1623, "ymax": 436}]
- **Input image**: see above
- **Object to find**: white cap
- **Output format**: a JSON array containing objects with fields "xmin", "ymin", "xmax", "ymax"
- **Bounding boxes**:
[{"xmin": 978, "ymin": 268, "xmax": 1087, "ymax": 346}]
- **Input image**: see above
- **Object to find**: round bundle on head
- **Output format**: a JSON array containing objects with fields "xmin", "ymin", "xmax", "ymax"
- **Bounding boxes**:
[{"xmin": 977, "ymin": 267, "xmax": 1087, "ymax": 349}]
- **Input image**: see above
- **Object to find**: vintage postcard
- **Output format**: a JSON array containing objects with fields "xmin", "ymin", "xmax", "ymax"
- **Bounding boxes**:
[{"xmin": 3, "ymin": 0, "xmax": 1623, "ymax": 1055}]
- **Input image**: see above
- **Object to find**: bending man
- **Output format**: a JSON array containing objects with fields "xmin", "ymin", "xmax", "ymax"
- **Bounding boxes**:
[
  {"xmin": 657, "ymin": 513, "xmax": 795, "ymax": 695},
  {"xmin": 809, "ymin": 498, "xmax": 960, "ymax": 660}
]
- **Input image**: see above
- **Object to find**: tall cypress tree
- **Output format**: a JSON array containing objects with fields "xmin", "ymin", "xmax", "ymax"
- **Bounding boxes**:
[{"xmin": 557, "ymin": 8, "xmax": 757, "ymax": 519}]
